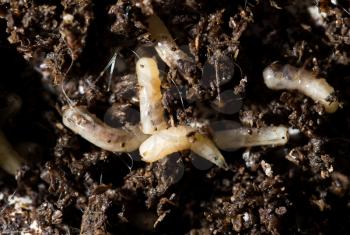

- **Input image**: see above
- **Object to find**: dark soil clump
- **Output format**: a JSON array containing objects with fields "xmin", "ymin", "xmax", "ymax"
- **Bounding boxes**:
[{"xmin": 1, "ymin": 0, "xmax": 350, "ymax": 234}]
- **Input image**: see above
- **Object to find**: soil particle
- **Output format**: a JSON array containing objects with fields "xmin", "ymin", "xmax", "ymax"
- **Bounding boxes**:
[{"xmin": 80, "ymin": 190, "xmax": 116, "ymax": 235}]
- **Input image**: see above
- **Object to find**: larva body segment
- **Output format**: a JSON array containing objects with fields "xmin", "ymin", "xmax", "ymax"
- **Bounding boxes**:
[
  {"xmin": 136, "ymin": 57, "xmax": 168, "ymax": 134},
  {"xmin": 0, "ymin": 130, "xmax": 22, "ymax": 175},
  {"xmin": 139, "ymin": 126, "xmax": 191, "ymax": 162},
  {"xmin": 139, "ymin": 125, "xmax": 228, "ymax": 169},
  {"xmin": 190, "ymin": 133, "xmax": 229, "ymax": 170},
  {"xmin": 154, "ymin": 40, "xmax": 194, "ymax": 74},
  {"xmin": 62, "ymin": 106, "xmax": 148, "ymax": 152},
  {"xmin": 146, "ymin": 14, "xmax": 173, "ymax": 42},
  {"xmin": 263, "ymin": 63, "xmax": 339, "ymax": 113},
  {"xmin": 147, "ymin": 15, "xmax": 197, "ymax": 84},
  {"xmin": 0, "ymin": 94, "xmax": 23, "ymax": 175},
  {"xmin": 213, "ymin": 126, "xmax": 289, "ymax": 151}
]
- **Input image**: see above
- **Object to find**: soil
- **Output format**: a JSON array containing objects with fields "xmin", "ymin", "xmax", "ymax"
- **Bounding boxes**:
[{"xmin": 1, "ymin": 0, "xmax": 350, "ymax": 234}]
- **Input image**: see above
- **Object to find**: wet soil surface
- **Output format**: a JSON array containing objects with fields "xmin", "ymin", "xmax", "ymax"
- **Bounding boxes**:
[{"xmin": 1, "ymin": 0, "xmax": 350, "ymax": 234}]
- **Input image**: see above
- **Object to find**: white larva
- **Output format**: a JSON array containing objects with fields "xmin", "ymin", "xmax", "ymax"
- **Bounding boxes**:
[
  {"xmin": 0, "ymin": 130, "xmax": 22, "ymax": 175},
  {"xmin": 146, "ymin": 14, "xmax": 173, "ymax": 42},
  {"xmin": 139, "ymin": 126, "xmax": 190, "ymax": 162},
  {"xmin": 213, "ymin": 125, "xmax": 289, "ymax": 151},
  {"xmin": 136, "ymin": 57, "xmax": 168, "ymax": 134},
  {"xmin": 0, "ymin": 93, "xmax": 23, "ymax": 175},
  {"xmin": 139, "ymin": 125, "xmax": 228, "ymax": 169},
  {"xmin": 190, "ymin": 132, "xmax": 229, "ymax": 170},
  {"xmin": 147, "ymin": 15, "xmax": 196, "ymax": 83},
  {"xmin": 263, "ymin": 63, "xmax": 339, "ymax": 113},
  {"xmin": 62, "ymin": 106, "xmax": 148, "ymax": 152},
  {"xmin": 154, "ymin": 40, "xmax": 195, "ymax": 78}
]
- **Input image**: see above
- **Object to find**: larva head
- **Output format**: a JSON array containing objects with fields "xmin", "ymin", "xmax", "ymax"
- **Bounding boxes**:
[
  {"xmin": 62, "ymin": 106, "xmax": 95, "ymax": 131},
  {"xmin": 136, "ymin": 57, "xmax": 159, "ymax": 80},
  {"xmin": 263, "ymin": 63, "xmax": 283, "ymax": 89},
  {"xmin": 263, "ymin": 63, "xmax": 298, "ymax": 90}
]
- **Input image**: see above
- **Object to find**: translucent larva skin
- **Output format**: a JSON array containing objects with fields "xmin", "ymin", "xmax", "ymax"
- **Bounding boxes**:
[
  {"xmin": 139, "ymin": 126, "xmax": 191, "ymax": 162},
  {"xmin": 263, "ymin": 64, "xmax": 339, "ymax": 113},
  {"xmin": 0, "ymin": 130, "xmax": 22, "ymax": 175},
  {"xmin": 62, "ymin": 106, "xmax": 148, "ymax": 152},
  {"xmin": 213, "ymin": 126, "xmax": 289, "ymax": 151},
  {"xmin": 136, "ymin": 58, "xmax": 168, "ymax": 134},
  {"xmin": 147, "ymin": 15, "xmax": 196, "ymax": 84},
  {"xmin": 0, "ymin": 94, "xmax": 23, "ymax": 175},
  {"xmin": 155, "ymin": 40, "xmax": 197, "ymax": 84},
  {"xmin": 190, "ymin": 133, "xmax": 229, "ymax": 170},
  {"xmin": 139, "ymin": 126, "xmax": 228, "ymax": 169},
  {"xmin": 147, "ymin": 15, "xmax": 173, "ymax": 42}
]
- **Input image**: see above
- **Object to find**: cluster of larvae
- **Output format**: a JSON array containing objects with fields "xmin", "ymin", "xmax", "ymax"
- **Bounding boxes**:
[
  {"xmin": 61, "ymin": 15, "xmax": 291, "ymax": 170},
  {"xmin": 1, "ymin": 16, "xmax": 340, "ymax": 175},
  {"xmin": 62, "ymin": 57, "xmax": 291, "ymax": 169},
  {"xmin": 63, "ymin": 58, "xmax": 229, "ymax": 168}
]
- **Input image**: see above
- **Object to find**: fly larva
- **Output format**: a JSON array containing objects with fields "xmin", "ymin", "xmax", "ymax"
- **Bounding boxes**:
[
  {"xmin": 213, "ymin": 125, "xmax": 289, "ymax": 151},
  {"xmin": 139, "ymin": 126, "xmax": 228, "ymax": 169},
  {"xmin": 147, "ymin": 15, "xmax": 197, "ymax": 84},
  {"xmin": 136, "ymin": 57, "xmax": 168, "ymax": 134},
  {"xmin": 146, "ymin": 14, "xmax": 173, "ymax": 42},
  {"xmin": 154, "ymin": 40, "xmax": 196, "ymax": 82},
  {"xmin": 263, "ymin": 63, "xmax": 339, "ymax": 113},
  {"xmin": 190, "ymin": 132, "xmax": 229, "ymax": 170},
  {"xmin": 62, "ymin": 106, "xmax": 148, "ymax": 152},
  {"xmin": 0, "ymin": 130, "xmax": 22, "ymax": 175},
  {"xmin": 0, "ymin": 93, "xmax": 23, "ymax": 175}
]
